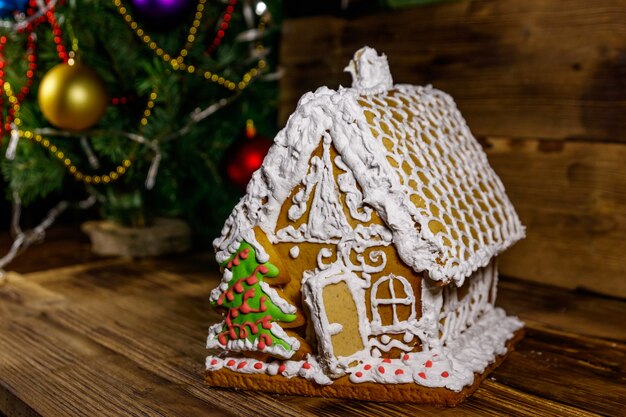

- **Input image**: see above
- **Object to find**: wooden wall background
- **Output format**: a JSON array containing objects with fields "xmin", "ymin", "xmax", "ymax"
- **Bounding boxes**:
[{"xmin": 278, "ymin": 0, "xmax": 626, "ymax": 297}]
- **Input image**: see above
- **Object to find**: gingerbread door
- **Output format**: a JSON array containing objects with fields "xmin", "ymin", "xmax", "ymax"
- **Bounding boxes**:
[{"xmin": 303, "ymin": 265, "xmax": 369, "ymax": 374}]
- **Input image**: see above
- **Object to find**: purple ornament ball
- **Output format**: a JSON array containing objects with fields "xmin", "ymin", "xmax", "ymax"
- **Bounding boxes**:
[{"xmin": 130, "ymin": 0, "xmax": 194, "ymax": 29}]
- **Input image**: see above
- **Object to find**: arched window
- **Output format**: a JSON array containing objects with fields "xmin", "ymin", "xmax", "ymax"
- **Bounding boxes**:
[{"xmin": 370, "ymin": 274, "xmax": 416, "ymax": 332}]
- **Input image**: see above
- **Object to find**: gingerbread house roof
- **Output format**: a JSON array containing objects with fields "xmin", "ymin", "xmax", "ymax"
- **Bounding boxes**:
[{"xmin": 214, "ymin": 47, "xmax": 524, "ymax": 286}]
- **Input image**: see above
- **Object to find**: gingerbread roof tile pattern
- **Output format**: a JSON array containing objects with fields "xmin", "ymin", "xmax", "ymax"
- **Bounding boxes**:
[
  {"xmin": 357, "ymin": 85, "xmax": 524, "ymax": 278},
  {"xmin": 214, "ymin": 47, "xmax": 524, "ymax": 285}
]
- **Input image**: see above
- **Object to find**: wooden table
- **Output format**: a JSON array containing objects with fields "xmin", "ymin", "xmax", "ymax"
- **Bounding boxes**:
[{"xmin": 0, "ymin": 233, "xmax": 624, "ymax": 416}]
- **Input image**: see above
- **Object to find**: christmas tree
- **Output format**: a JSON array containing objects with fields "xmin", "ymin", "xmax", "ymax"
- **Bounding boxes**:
[
  {"xmin": 0, "ymin": 0, "xmax": 281, "ymax": 263},
  {"xmin": 208, "ymin": 241, "xmax": 300, "ymax": 358}
]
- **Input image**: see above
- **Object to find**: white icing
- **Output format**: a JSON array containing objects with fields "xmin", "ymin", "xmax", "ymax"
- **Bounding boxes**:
[
  {"xmin": 205, "ymin": 354, "xmax": 332, "ymax": 385},
  {"xmin": 209, "ymin": 268, "xmax": 233, "ymax": 303},
  {"xmin": 317, "ymin": 224, "xmax": 392, "ymax": 276},
  {"xmin": 370, "ymin": 274, "xmax": 417, "ymax": 333},
  {"xmin": 440, "ymin": 262, "xmax": 495, "ymax": 345},
  {"xmin": 289, "ymin": 245, "xmax": 300, "ymax": 259},
  {"xmin": 277, "ymin": 134, "xmax": 352, "ymax": 243},
  {"xmin": 259, "ymin": 281, "xmax": 297, "ymax": 315},
  {"xmin": 344, "ymin": 46, "xmax": 393, "ymax": 95},
  {"xmin": 335, "ymin": 154, "xmax": 372, "ymax": 222},
  {"xmin": 206, "ymin": 320, "xmax": 301, "ymax": 359},
  {"xmin": 346, "ymin": 308, "xmax": 523, "ymax": 391}
]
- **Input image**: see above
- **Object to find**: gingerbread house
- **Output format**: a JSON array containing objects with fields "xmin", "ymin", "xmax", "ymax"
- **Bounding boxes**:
[{"xmin": 205, "ymin": 47, "xmax": 525, "ymax": 405}]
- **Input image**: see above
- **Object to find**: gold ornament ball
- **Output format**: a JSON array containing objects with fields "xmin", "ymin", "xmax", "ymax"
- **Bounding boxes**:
[{"xmin": 38, "ymin": 62, "xmax": 108, "ymax": 131}]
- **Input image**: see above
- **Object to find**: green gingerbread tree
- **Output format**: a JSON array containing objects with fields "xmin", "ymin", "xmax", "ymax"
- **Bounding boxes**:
[{"xmin": 210, "ymin": 241, "xmax": 298, "ymax": 355}]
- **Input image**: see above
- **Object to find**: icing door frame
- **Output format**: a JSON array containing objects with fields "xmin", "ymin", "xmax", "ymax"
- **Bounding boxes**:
[{"xmin": 303, "ymin": 264, "xmax": 370, "ymax": 375}]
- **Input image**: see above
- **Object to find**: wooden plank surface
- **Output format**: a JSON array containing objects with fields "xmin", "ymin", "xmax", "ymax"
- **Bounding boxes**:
[
  {"xmin": 279, "ymin": 0, "xmax": 626, "ymax": 142},
  {"xmin": 487, "ymin": 137, "xmax": 626, "ymax": 297},
  {"xmin": 1, "ymin": 253, "xmax": 624, "ymax": 417}
]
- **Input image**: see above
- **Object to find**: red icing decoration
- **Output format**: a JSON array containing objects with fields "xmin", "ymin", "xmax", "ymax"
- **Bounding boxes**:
[
  {"xmin": 227, "ymin": 360, "xmax": 236, "ymax": 367},
  {"xmin": 258, "ymin": 333, "xmax": 272, "ymax": 349},
  {"xmin": 402, "ymin": 354, "xmax": 410, "ymax": 361},
  {"xmin": 441, "ymin": 371, "xmax": 449, "ymax": 378},
  {"xmin": 237, "ymin": 361, "xmax": 247, "ymax": 369},
  {"xmin": 302, "ymin": 362, "xmax": 311, "ymax": 370},
  {"xmin": 254, "ymin": 362, "xmax": 263, "ymax": 370},
  {"xmin": 425, "ymin": 360, "xmax": 433, "ymax": 368},
  {"xmin": 355, "ymin": 372, "xmax": 363, "ymax": 378},
  {"xmin": 364, "ymin": 364, "xmax": 371, "ymax": 370},
  {"xmin": 419, "ymin": 372, "xmax": 427, "ymax": 379},
  {"xmin": 382, "ymin": 358, "xmax": 391, "ymax": 363},
  {"xmin": 210, "ymin": 359, "xmax": 218, "ymax": 365},
  {"xmin": 378, "ymin": 366, "xmax": 385, "ymax": 374},
  {"xmin": 395, "ymin": 369, "xmax": 404, "ymax": 375},
  {"xmin": 278, "ymin": 364, "xmax": 286, "ymax": 374}
]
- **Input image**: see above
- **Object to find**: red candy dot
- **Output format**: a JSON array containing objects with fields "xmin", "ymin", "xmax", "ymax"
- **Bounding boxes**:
[
  {"xmin": 278, "ymin": 364, "xmax": 286, "ymax": 374},
  {"xmin": 378, "ymin": 366, "xmax": 385, "ymax": 374},
  {"xmin": 418, "ymin": 372, "xmax": 427, "ymax": 379},
  {"xmin": 395, "ymin": 369, "xmax": 404, "ymax": 375},
  {"xmin": 364, "ymin": 364, "xmax": 372, "ymax": 370},
  {"xmin": 302, "ymin": 362, "xmax": 311, "ymax": 370},
  {"xmin": 227, "ymin": 360, "xmax": 236, "ymax": 367},
  {"xmin": 441, "ymin": 371, "xmax": 449, "ymax": 378},
  {"xmin": 355, "ymin": 372, "xmax": 363, "ymax": 378},
  {"xmin": 425, "ymin": 360, "xmax": 433, "ymax": 368},
  {"xmin": 254, "ymin": 362, "xmax": 263, "ymax": 370},
  {"xmin": 402, "ymin": 354, "xmax": 410, "ymax": 361},
  {"xmin": 237, "ymin": 361, "xmax": 247, "ymax": 369},
  {"xmin": 382, "ymin": 358, "xmax": 391, "ymax": 363},
  {"xmin": 210, "ymin": 359, "xmax": 218, "ymax": 365}
]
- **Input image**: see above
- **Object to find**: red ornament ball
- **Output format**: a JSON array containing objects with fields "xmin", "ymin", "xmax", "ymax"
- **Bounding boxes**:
[{"xmin": 224, "ymin": 121, "xmax": 272, "ymax": 189}]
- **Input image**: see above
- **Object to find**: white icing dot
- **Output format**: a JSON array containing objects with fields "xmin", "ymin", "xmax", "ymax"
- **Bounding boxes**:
[
  {"xmin": 403, "ymin": 332, "xmax": 415, "ymax": 343},
  {"xmin": 289, "ymin": 245, "xmax": 300, "ymax": 258},
  {"xmin": 380, "ymin": 335, "xmax": 391, "ymax": 344}
]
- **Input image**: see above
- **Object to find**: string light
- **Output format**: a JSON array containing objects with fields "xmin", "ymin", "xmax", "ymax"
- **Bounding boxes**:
[
  {"xmin": 206, "ymin": 0, "xmax": 237, "ymax": 55},
  {"xmin": 3, "ymin": 81, "xmax": 132, "ymax": 184},
  {"xmin": 112, "ymin": 0, "xmax": 266, "ymax": 91}
]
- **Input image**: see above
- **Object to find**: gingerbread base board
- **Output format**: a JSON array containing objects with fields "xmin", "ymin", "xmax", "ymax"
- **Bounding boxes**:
[{"xmin": 204, "ymin": 328, "xmax": 524, "ymax": 406}]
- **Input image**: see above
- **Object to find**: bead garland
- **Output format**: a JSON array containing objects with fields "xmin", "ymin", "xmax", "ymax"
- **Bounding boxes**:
[
  {"xmin": 112, "ymin": 0, "xmax": 266, "ymax": 91},
  {"xmin": 19, "ymin": 0, "xmax": 49, "ymax": 33},
  {"xmin": 206, "ymin": 0, "xmax": 236, "ymax": 55},
  {"xmin": 45, "ymin": 4, "xmax": 69, "ymax": 62},
  {"xmin": 3, "ymin": 81, "xmax": 132, "ymax": 184},
  {"xmin": 0, "ymin": 31, "xmax": 37, "ymax": 134},
  {"xmin": 140, "ymin": 88, "xmax": 157, "ymax": 127}
]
